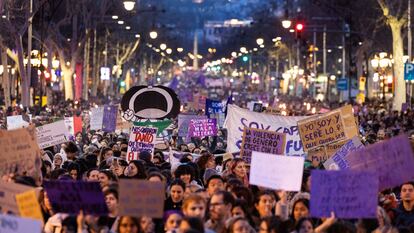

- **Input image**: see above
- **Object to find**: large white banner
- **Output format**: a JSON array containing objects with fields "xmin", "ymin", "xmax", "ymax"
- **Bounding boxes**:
[
  {"xmin": 224, "ymin": 104, "xmax": 306, "ymax": 156},
  {"xmin": 36, "ymin": 120, "xmax": 70, "ymax": 149}
]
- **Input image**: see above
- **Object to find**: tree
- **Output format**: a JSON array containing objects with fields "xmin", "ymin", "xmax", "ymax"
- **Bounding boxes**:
[{"xmin": 377, "ymin": 0, "xmax": 407, "ymax": 110}]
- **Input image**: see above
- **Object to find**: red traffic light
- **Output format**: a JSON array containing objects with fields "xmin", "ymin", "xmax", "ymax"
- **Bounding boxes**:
[{"xmin": 296, "ymin": 23, "xmax": 304, "ymax": 31}]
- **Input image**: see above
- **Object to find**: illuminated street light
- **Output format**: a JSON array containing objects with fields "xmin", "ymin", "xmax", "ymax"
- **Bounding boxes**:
[
  {"xmin": 117, "ymin": 20, "xmax": 124, "ymax": 25},
  {"xmin": 177, "ymin": 48, "xmax": 184, "ymax": 53},
  {"xmin": 282, "ymin": 19, "xmax": 292, "ymax": 29},
  {"xmin": 231, "ymin": 52, "xmax": 237, "ymax": 57},
  {"xmin": 166, "ymin": 48, "xmax": 172, "ymax": 54},
  {"xmin": 123, "ymin": 0, "xmax": 135, "ymax": 11},
  {"xmin": 256, "ymin": 38, "xmax": 264, "ymax": 46},
  {"xmin": 135, "ymin": 34, "xmax": 140, "ymax": 38},
  {"xmin": 125, "ymin": 26, "xmax": 131, "ymax": 30},
  {"xmin": 240, "ymin": 47, "xmax": 247, "ymax": 53},
  {"xmin": 160, "ymin": 43, "xmax": 167, "ymax": 50},
  {"xmin": 149, "ymin": 30, "xmax": 158, "ymax": 39},
  {"xmin": 112, "ymin": 15, "xmax": 118, "ymax": 19}
]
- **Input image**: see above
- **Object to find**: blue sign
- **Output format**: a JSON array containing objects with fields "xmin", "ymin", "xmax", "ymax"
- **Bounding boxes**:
[
  {"xmin": 337, "ymin": 79, "xmax": 348, "ymax": 90},
  {"xmin": 404, "ymin": 63, "xmax": 414, "ymax": 81}
]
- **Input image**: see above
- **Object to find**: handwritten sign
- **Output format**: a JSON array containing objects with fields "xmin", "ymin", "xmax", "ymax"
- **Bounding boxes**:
[
  {"xmin": 0, "ymin": 127, "xmax": 42, "ymax": 177},
  {"xmin": 118, "ymin": 180, "xmax": 165, "ymax": 218},
  {"xmin": 102, "ymin": 105, "xmax": 118, "ymax": 133},
  {"xmin": 249, "ymin": 151, "xmax": 304, "ymax": 191},
  {"xmin": 36, "ymin": 120, "xmax": 70, "ymax": 149},
  {"xmin": 346, "ymin": 135, "xmax": 414, "ymax": 190},
  {"xmin": 178, "ymin": 114, "xmax": 208, "ymax": 137},
  {"xmin": 307, "ymin": 140, "xmax": 347, "ymax": 167},
  {"xmin": 43, "ymin": 181, "xmax": 108, "ymax": 215},
  {"xmin": 15, "ymin": 190, "xmax": 43, "ymax": 222},
  {"xmin": 323, "ymin": 136, "xmax": 364, "ymax": 170},
  {"xmin": 298, "ymin": 105, "xmax": 358, "ymax": 152},
  {"xmin": 241, "ymin": 128, "xmax": 287, "ymax": 163},
  {"xmin": 310, "ymin": 170, "xmax": 378, "ymax": 218},
  {"xmin": 90, "ymin": 107, "xmax": 104, "ymax": 130},
  {"xmin": 0, "ymin": 181, "xmax": 36, "ymax": 214},
  {"xmin": 188, "ymin": 118, "xmax": 217, "ymax": 138},
  {"xmin": 7, "ymin": 115, "xmax": 29, "ymax": 130},
  {"xmin": 0, "ymin": 214, "xmax": 42, "ymax": 233},
  {"xmin": 127, "ymin": 126, "xmax": 158, "ymax": 162}
]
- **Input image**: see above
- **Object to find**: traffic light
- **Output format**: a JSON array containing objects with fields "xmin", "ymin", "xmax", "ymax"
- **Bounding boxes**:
[
  {"xmin": 242, "ymin": 56, "xmax": 249, "ymax": 62},
  {"xmin": 295, "ymin": 23, "xmax": 304, "ymax": 39}
]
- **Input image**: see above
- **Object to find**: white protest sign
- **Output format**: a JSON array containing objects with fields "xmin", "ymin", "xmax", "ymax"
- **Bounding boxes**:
[
  {"xmin": 0, "ymin": 214, "xmax": 42, "ymax": 233},
  {"xmin": 7, "ymin": 115, "xmax": 29, "ymax": 130},
  {"xmin": 36, "ymin": 120, "xmax": 70, "ymax": 149},
  {"xmin": 249, "ymin": 151, "xmax": 304, "ymax": 191},
  {"xmin": 64, "ymin": 117, "xmax": 74, "ymax": 135},
  {"xmin": 224, "ymin": 104, "xmax": 306, "ymax": 156},
  {"xmin": 127, "ymin": 126, "xmax": 158, "ymax": 162},
  {"xmin": 90, "ymin": 107, "xmax": 104, "ymax": 130}
]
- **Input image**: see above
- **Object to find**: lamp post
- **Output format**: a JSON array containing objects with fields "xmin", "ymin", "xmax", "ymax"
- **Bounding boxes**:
[
  {"xmin": 123, "ymin": 0, "xmax": 136, "ymax": 11},
  {"xmin": 371, "ymin": 53, "xmax": 392, "ymax": 102}
]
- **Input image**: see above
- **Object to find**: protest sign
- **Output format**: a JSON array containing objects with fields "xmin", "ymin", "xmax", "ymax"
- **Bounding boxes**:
[
  {"xmin": 249, "ymin": 151, "xmax": 304, "ymax": 191},
  {"xmin": 15, "ymin": 189, "xmax": 43, "ymax": 222},
  {"xmin": 43, "ymin": 181, "xmax": 108, "ymax": 215},
  {"xmin": 224, "ymin": 104, "xmax": 306, "ymax": 156},
  {"xmin": 346, "ymin": 134, "xmax": 414, "ymax": 190},
  {"xmin": 188, "ymin": 118, "xmax": 217, "ymax": 138},
  {"xmin": 118, "ymin": 180, "xmax": 165, "ymax": 218},
  {"xmin": 323, "ymin": 136, "xmax": 364, "ymax": 170},
  {"xmin": 298, "ymin": 105, "xmax": 358, "ymax": 152},
  {"xmin": 205, "ymin": 99, "xmax": 224, "ymax": 118},
  {"xmin": 0, "ymin": 214, "xmax": 42, "ymax": 233},
  {"xmin": 7, "ymin": 115, "xmax": 29, "ymax": 130},
  {"xmin": 90, "ymin": 107, "xmax": 104, "ymax": 130},
  {"xmin": 178, "ymin": 114, "xmax": 207, "ymax": 137},
  {"xmin": 0, "ymin": 127, "xmax": 42, "ymax": 177},
  {"xmin": 64, "ymin": 116, "xmax": 82, "ymax": 135},
  {"xmin": 253, "ymin": 103, "xmax": 263, "ymax": 112},
  {"xmin": 127, "ymin": 126, "xmax": 158, "ymax": 162},
  {"xmin": 0, "ymin": 181, "xmax": 36, "ymax": 214},
  {"xmin": 102, "ymin": 105, "xmax": 118, "ymax": 132},
  {"xmin": 241, "ymin": 128, "xmax": 286, "ymax": 163},
  {"xmin": 36, "ymin": 120, "xmax": 69, "ymax": 149},
  {"xmin": 310, "ymin": 170, "xmax": 378, "ymax": 218},
  {"xmin": 307, "ymin": 140, "xmax": 348, "ymax": 167}
]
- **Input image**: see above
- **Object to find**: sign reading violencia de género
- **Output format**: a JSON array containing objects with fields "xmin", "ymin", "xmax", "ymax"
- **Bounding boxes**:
[{"xmin": 127, "ymin": 126, "xmax": 157, "ymax": 162}]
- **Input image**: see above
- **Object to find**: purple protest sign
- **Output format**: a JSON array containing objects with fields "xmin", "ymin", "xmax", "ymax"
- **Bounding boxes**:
[
  {"xmin": 241, "ymin": 128, "xmax": 287, "ymax": 164},
  {"xmin": 310, "ymin": 170, "xmax": 378, "ymax": 218},
  {"xmin": 188, "ymin": 118, "xmax": 217, "ymax": 138},
  {"xmin": 346, "ymin": 134, "xmax": 414, "ymax": 190},
  {"xmin": 102, "ymin": 105, "xmax": 118, "ymax": 132},
  {"xmin": 323, "ymin": 136, "xmax": 364, "ymax": 170},
  {"xmin": 43, "ymin": 181, "xmax": 108, "ymax": 215},
  {"xmin": 177, "ymin": 114, "xmax": 207, "ymax": 137}
]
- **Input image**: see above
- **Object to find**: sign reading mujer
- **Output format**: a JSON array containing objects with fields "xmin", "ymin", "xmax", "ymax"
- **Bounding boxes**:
[{"xmin": 224, "ymin": 104, "xmax": 306, "ymax": 156}]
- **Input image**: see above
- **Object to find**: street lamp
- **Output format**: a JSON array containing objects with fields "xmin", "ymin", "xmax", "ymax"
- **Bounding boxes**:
[
  {"xmin": 123, "ymin": 0, "xmax": 135, "ymax": 11},
  {"xmin": 371, "ymin": 53, "xmax": 392, "ymax": 101},
  {"xmin": 166, "ymin": 48, "xmax": 172, "ymax": 54},
  {"xmin": 177, "ymin": 48, "xmax": 183, "ymax": 53},
  {"xmin": 282, "ymin": 19, "xmax": 292, "ymax": 29},
  {"xmin": 160, "ymin": 43, "xmax": 167, "ymax": 50},
  {"xmin": 240, "ymin": 47, "xmax": 247, "ymax": 53},
  {"xmin": 149, "ymin": 30, "xmax": 158, "ymax": 39},
  {"xmin": 256, "ymin": 38, "xmax": 264, "ymax": 46}
]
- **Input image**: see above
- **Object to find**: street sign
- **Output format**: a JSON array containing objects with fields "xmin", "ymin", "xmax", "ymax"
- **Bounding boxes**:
[
  {"xmin": 337, "ymin": 78, "xmax": 348, "ymax": 91},
  {"xmin": 404, "ymin": 63, "xmax": 414, "ymax": 81}
]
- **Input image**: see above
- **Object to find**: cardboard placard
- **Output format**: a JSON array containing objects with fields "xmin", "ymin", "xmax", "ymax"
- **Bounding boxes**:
[
  {"xmin": 15, "ymin": 190, "xmax": 43, "ymax": 222},
  {"xmin": 307, "ymin": 140, "xmax": 348, "ymax": 167},
  {"xmin": 43, "ymin": 181, "xmax": 108, "ymax": 215},
  {"xmin": 7, "ymin": 115, "xmax": 29, "ymax": 130},
  {"xmin": 127, "ymin": 126, "xmax": 158, "ymax": 162},
  {"xmin": 188, "ymin": 118, "xmax": 217, "ymax": 138},
  {"xmin": 249, "ymin": 151, "xmax": 304, "ymax": 191},
  {"xmin": 177, "ymin": 114, "xmax": 207, "ymax": 137},
  {"xmin": 310, "ymin": 170, "xmax": 378, "ymax": 218},
  {"xmin": 241, "ymin": 128, "xmax": 287, "ymax": 163},
  {"xmin": 0, "ymin": 214, "xmax": 42, "ymax": 233},
  {"xmin": 298, "ymin": 105, "xmax": 358, "ymax": 152},
  {"xmin": 118, "ymin": 180, "xmax": 165, "ymax": 218},
  {"xmin": 0, "ymin": 181, "xmax": 36, "ymax": 215},
  {"xmin": 346, "ymin": 135, "xmax": 414, "ymax": 190},
  {"xmin": 90, "ymin": 107, "xmax": 104, "ymax": 130},
  {"xmin": 102, "ymin": 105, "xmax": 118, "ymax": 133},
  {"xmin": 0, "ymin": 127, "xmax": 42, "ymax": 177},
  {"xmin": 323, "ymin": 136, "xmax": 364, "ymax": 170},
  {"xmin": 36, "ymin": 120, "xmax": 70, "ymax": 149}
]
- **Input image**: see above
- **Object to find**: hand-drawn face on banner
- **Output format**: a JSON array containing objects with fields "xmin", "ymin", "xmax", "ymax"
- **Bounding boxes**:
[{"xmin": 121, "ymin": 85, "xmax": 181, "ymax": 121}]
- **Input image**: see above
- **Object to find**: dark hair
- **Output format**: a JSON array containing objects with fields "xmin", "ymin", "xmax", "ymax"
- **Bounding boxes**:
[
  {"xmin": 225, "ymin": 178, "xmax": 244, "ymax": 192},
  {"xmin": 170, "ymin": 178, "xmax": 186, "ymax": 191},
  {"xmin": 291, "ymin": 198, "xmax": 310, "ymax": 220},
  {"xmin": 104, "ymin": 188, "xmax": 119, "ymax": 200},
  {"xmin": 14, "ymin": 176, "xmax": 37, "ymax": 187},
  {"xmin": 116, "ymin": 216, "xmax": 141, "ymax": 232},
  {"xmin": 254, "ymin": 190, "xmax": 276, "ymax": 205},
  {"xmin": 128, "ymin": 160, "xmax": 147, "ymax": 179},
  {"xmin": 64, "ymin": 141, "xmax": 79, "ymax": 153},
  {"xmin": 86, "ymin": 168, "xmax": 99, "ymax": 178},
  {"xmin": 99, "ymin": 147, "xmax": 112, "ymax": 162},
  {"xmin": 99, "ymin": 169, "xmax": 118, "ymax": 182},
  {"xmin": 231, "ymin": 186, "xmax": 254, "ymax": 207},
  {"xmin": 147, "ymin": 171, "xmax": 165, "ymax": 182},
  {"xmin": 232, "ymin": 199, "xmax": 254, "ymax": 225},
  {"xmin": 213, "ymin": 191, "xmax": 235, "ymax": 207},
  {"xmin": 401, "ymin": 181, "xmax": 414, "ymax": 190},
  {"xmin": 295, "ymin": 217, "xmax": 314, "ymax": 231},
  {"xmin": 262, "ymin": 216, "xmax": 288, "ymax": 233},
  {"xmin": 196, "ymin": 152, "xmax": 214, "ymax": 170},
  {"xmin": 326, "ymin": 221, "xmax": 356, "ymax": 233},
  {"xmin": 66, "ymin": 162, "xmax": 81, "ymax": 179},
  {"xmin": 174, "ymin": 164, "xmax": 195, "ymax": 181},
  {"xmin": 206, "ymin": 175, "xmax": 225, "ymax": 188},
  {"xmin": 50, "ymin": 168, "xmax": 67, "ymax": 180},
  {"xmin": 181, "ymin": 217, "xmax": 205, "ymax": 233}
]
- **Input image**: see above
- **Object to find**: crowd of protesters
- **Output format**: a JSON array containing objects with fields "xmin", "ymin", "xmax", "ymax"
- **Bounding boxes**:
[{"xmin": 1, "ymin": 93, "xmax": 414, "ymax": 233}]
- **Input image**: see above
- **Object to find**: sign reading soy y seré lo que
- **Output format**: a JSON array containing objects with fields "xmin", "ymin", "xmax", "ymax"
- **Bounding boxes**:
[
  {"xmin": 298, "ymin": 105, "xmax": 358, "ymax": 152},
  {"xmin": 127, "ymin": 126, "xmax": 158, "ymax": 162},
  {"xmin": 36, "ymin": 120, "xmax": 70, "ymax": 149},
  {"xmin": 188, "ymin": 118, "xmax": 217, "ymax": 138},
  {"xmin": 241, "ymin": 128, "xmax": 287, "ymax": 164}
]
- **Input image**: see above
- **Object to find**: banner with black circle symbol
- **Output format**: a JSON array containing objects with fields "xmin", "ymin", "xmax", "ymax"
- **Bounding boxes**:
[{"xmin": 121, "ymin": 85, "xmax": 181, "ymax": 121}]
